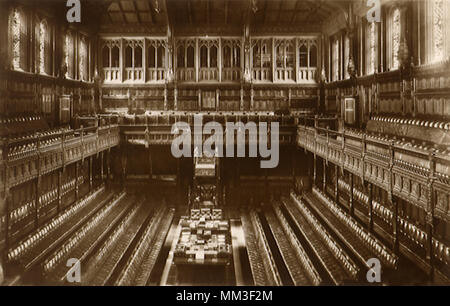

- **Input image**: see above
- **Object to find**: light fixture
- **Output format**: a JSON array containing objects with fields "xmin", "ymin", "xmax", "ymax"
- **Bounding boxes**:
[
  {"xmin": 154, "ymin": 0, "xmax": 161, "ymax": 13},
  {"xmin": 252, "ymin": 0, "xmax": 258, "ymax": 13}
]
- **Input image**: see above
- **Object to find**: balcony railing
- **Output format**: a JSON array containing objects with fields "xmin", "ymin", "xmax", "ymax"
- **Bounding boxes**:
[
  {"xmin": 199, "ymin": 68, "xmax": 219, "ymax": 82},
  {"xmin": 103, "ymin": 68, "xmax": 121, "ymax": 82},
  {"xmin": 275, "ymin": 68, "xmax": 295, "ymax": 82},
  {"xmin": 177, "ymin": 68, "xmax": 195, "ymax": 82},
  {"xmin": 298, "ymin": 67, "xmax": 317, "ymax": 83},
  {"xmin": 125, "ymin": 68, "xmax": 144, "ymax": 82},
  {"xmin": 222, "ymin": 68, "xmax": 241, "ymax": 82},
  {"xmin": 147, "ymin": 68, "xmax": 166, "ymax": 82},
  {"xmin": 252, "ymin": 68, "xmax": 272, "ymax": 82}
]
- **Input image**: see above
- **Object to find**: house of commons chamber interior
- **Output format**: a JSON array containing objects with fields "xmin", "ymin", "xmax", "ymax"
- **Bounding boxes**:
[{"xmin": 0, "ymin": 0, "xmax": 449, "ymax": 287}]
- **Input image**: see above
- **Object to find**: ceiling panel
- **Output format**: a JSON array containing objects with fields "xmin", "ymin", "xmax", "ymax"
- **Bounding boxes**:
[{"xmin": 99, "ymin": 0, "xmax": 349, "ymax": 30}]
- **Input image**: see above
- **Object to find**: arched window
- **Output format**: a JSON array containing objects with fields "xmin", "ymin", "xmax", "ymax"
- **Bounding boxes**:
[
  {"xmin": 333, "ymin": 38, "xmax": 340, "ymax": 81},
  {"xmin": 344, "ymin": 36, "xmax": 350, "ymax": 78},
  {"xmin": 157, "ymin": 45, "xmax": 165, "ymax": 68},
  {"xmin": 9, "ymin": 8, "xmax": 27, "ymax": 71},
  {"xmin": 134, "ymin": 46, "xmax": 142, "ymax": 68},
  {"xmin": 79, "ymin": 38, "xmax": 88, "ymax": 81},
  {"xmin": 432, "ymin": 0, "xmax": 444, "ymax": 62},
  {"xmin": 233, "ymin": 45, "xmax": 240, "ymax": 67},
  {"xmin": 200, "ymin": 45, "xmax": 208, "ymax": 68},
  {"xmin": 148, "ymin": 45, "xmax": 156, "ymax": 68},
  {"xmin": 210, "ymin": 45, "xmax": 217, "ymax": 68},
  {"xmin": 38, "ymin": 20, "xmax": 50, "ymax": 74},
  {"xmin": 276, "ymin": 45, "xmax": 283, "ymax": 67},
  {"xmin": 65, "ymin": 32, "xmax": 74, "ymax": 78},
  {"xmin": 252, "ymin": 44, "xmax": 260, "ymax": 67},
  {"xmin": 125, "ymin": 46, "xmax": 132, "ymax": 68},
  {"xmin": 187, "ymin": 45, "xmax": 194, "ymax": 67},
  {"xmin": 223, "ymin": 45, "xmax": 231, "ymax": 68},
  {"xmin": 390, "ymin": 8, "xmax": 401, "ymax": 69},
  {"xmin": 310, "ymin": 44, "xmax": 317, "ymax": 68},
  {"xmin": 177, "ymin": 45, "xmax": 185, "ymax": 67},
  {"xmin": 299, "ymin": 45, "xmax": 308, "ymax": 67},
  {"xmin": 286, "ymin": 44, "xmax": 294, "ymax": 68},
  {"xmin": 366, "ymin": 22, "xmax": 377, "ymax": 75},
  {"xmin": 262, "ymin": 43, "xmax": 271, "ymax": 68},
  {"xmin": 102, "ymin": 46, "xmax": 110, "ymax": 68},
  {"xmin": 252, "ymin": 40, "xmax": 272, "ymax": 69},
  {"xmin": 222, "ymin": 43, "xmax": 241, "ymax": 68},
  {"xmin": 111, "ymin": 46, "xmax": 119, "ymax": 67}
]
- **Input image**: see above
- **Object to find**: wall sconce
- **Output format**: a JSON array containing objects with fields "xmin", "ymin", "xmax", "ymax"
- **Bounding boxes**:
[
  {"xmin": 252, "ymin": 0, "xmax": 258, "ymax": 13},
  {"xmin": 154, "ymin": 0, "xmax": 161, "ymax": 13}
]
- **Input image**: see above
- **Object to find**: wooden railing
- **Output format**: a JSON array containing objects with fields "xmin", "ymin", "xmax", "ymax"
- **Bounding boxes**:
[
  {"xmin": 275, "ymin": 68, "xmax": 295, "ymax": 82},
  {"xmin": 1, "ymin": 124, "xmax": 120, "ymax": 190},
  {"xmin": 221, "ymin": 68, "xmax": 241, "ymax": 82},
  {"xmin": 176, "ymin": 68, "xmax": 195, "ymax": 82},
  {"xmin": 252, "ymin": 68, "xmax": 272, "ymax": 82},
  {"xmin": 102, "ymin": 68, "xmax": 121, "ymax": 82},
  {"xmin": 125, "ymin": 68, "xmax": 144, "ymax": 82},
  {"xmin": 296, "ymin": 124, "xmax": 450, "ymax": 219},
  {"xmin": 199, "ymin": 68, "xmax": 219, "ymax": 82},
  {"xmin": 147, "ymin": 68, "xmax": 165, "ymax": 82},
  {"xmin": 298, "ymin": 67, "xmax": 317, "ymax": 83}
]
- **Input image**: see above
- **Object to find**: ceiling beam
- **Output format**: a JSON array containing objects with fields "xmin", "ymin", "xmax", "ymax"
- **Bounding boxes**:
[
  {"xmin": 148, "ymin": 0, "xmax": 156, "ymax": 24},
  {"xmin": 118, "ymin": 1, "xmax": 128, "ymax": 24},
  {"xmin": 290, "ymin": 0, "xmax": 301, "ymax": 24},
  {"xmin": 263, "ymin": 0, "xmax": 269, "ymax": 24},
  {"xmin": 206, "ymin": 0, "xmax": 210, "ymax": 25},
  {"xmin": 187, "ymin": 0, "xmax": 193, "ymax": 24},
  {"xmin": 131, "ymin": 0, "xmax": 141, "ymax": 23},
  {"xmin": 276, "ymin": 0, "xmax": 283, "ymax": 24},
  {"xmin": 161, "ymin": 0, "xmax": 172, "ymax": 31},
  {"xmin": 224, "ymin": 0, "xmax": 228, "ymax": 24}
]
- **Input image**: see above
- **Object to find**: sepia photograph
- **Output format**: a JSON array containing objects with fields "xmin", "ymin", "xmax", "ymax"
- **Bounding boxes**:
[{"xmin": 0, "ymin": 0, "xmax": 449, "ymax": 296}]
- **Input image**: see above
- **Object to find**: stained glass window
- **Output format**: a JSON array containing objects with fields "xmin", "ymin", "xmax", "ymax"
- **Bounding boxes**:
[
  {"xmin": 65, "ymin": 33, "xmax": 74, "ymax": 78},
  {"xmin": 366, "ymin": 22, "xmax": 377, "ymax": 75},
  {"xmin": 391, "ymin": 8, "xmax": 400, "ymax": 69},
  {"xmin": 79, "ymin": 38, "xmax": 88, "ymax": 81},
  {"xmin": 333, "ymin": 39, "xmax": 339, "ymax": 81},
  {"xmin": 10, "ymin": 8, "xmax": 26, "ymax": 70},
  {"xmin": 38, "ymin": 20, "xmax": 49, "ymax": 74},
  {"xmin": 433, "ymin": 0, "xmax": 444, "ymax": 62},
  {"xmin": 344, "ymin": 36, "xmax": 350, "ymax": 79}
]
